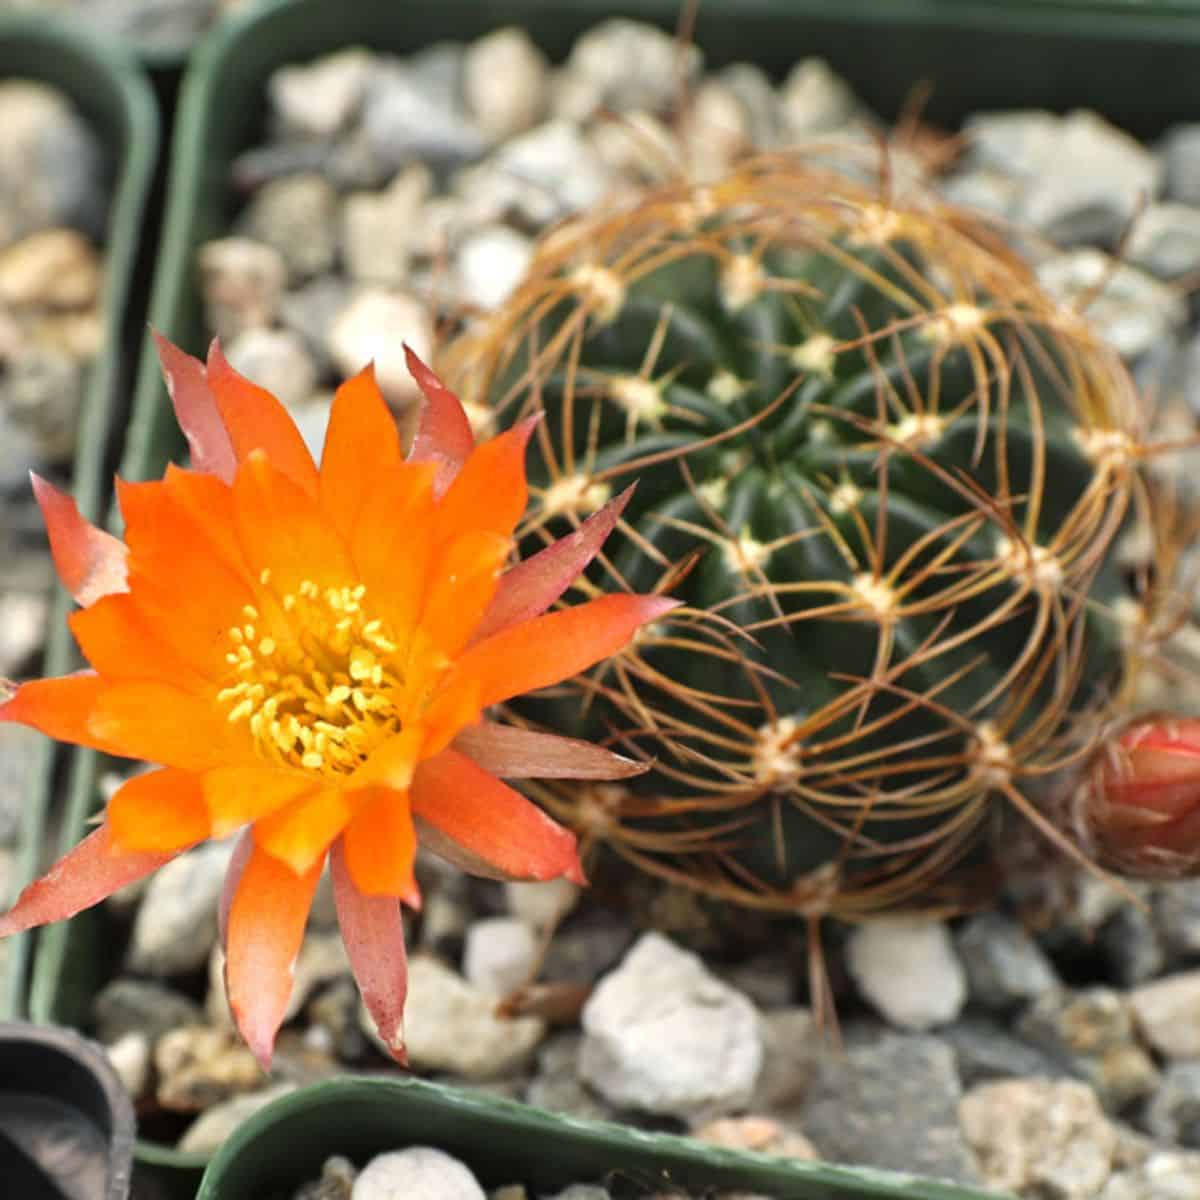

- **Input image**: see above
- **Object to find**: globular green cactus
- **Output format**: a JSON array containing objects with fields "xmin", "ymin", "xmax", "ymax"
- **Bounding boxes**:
[{"xmin": 445, "ymin": 154, "xmax": 1176, "ymax": 919}]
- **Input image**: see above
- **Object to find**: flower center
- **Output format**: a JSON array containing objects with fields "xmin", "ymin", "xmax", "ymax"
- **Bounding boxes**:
[{"xmin": 218, "ymin": 574, "xmax": 403, "ymax": 775}]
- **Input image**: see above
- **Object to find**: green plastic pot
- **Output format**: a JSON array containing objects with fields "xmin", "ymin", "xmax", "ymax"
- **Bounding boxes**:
[
  {"xmin": 0, "ymin": 14, "xmax": 157, "ymax": 1022},
  {"xmin": 195, "ymin": 1074, "xmax": 1005, "ymax": 1200},
  {"xmin": 29, "ymin": 0, "xmax": 1200, "ymax": 1191}
]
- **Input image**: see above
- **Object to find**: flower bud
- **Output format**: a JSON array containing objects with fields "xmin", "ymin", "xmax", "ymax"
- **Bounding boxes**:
[{"xmin": 1076, "ymin": 715, "xmax": 1200, "ymax": 879}]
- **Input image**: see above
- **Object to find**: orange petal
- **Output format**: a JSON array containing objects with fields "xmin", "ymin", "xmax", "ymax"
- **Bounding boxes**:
[
  {"xmin": 31, "ymin": 474, "xmax": 128, "ymax": 606},
  {"xmin": 452, "ymin": 722, "xmax": 648, "ymax": 780},
  {"xmin": 0, "ymin": 824, "xmax": 177, "ymax": 936},
  {"xmin": 106, "ymin": 768, "xmax": 212, "ymax": 852},
  {"xmin": 69, "ymin": 594, "xmax": 210, "ymax": 691},
  {"xmin": 207, "ymin": 340, "xmax": 319, "ymax": 495},
  {"xmin": 320, "ymin": 365, "xmax": 403, "ymax": 543},
  {"xmin": 352, "ymin": 727, "xmax": 423, "ymax": 790},
  {"xmin": 411, "ymin": 676, "xmax": 482, "ymax": 761},
  {"xmin": 253, "ymin": 786, "xmax": 358, "ymax": 877},
  {"xmin": 161, "ymin": 464, "xmax": 250, "ymax": 578},
  {"xmin": 330, "ymin": 837, "xmax": 409, "ymax": 1063},
  {"xmin": 341, "ymin": 786, "xmax": 419, "ymax": 901},
  {"xmin": 87, "ymin": 681, "xmax": 252, "ymax": 770},
  {"xmin": 418, "ymin": 529, "xmax": 510, "ymax": 659},
  {"xmin": 474, "ymin": 486, "xmax": 633, "ymax": 641},
  {"xmin": 202, "ymin": 767, "xmax": 317, "ymax": 836},
  {"xmin": 447, "ymin": 594, "xmax": 680, "ymax": 709},
  {"xmin": 225, "ymin": 841, "xmax": 322, "ymax": 1068},
  {"xmin": 232, "ymin": 451, "xmax": 355, "ymax": 598},
  {"xmin": 0, "ymin": 673, "xmax": 118, "ymax": 754},
  {"xmin": 154, "ymin": 332, "xmax": 236, "ymax": 482},
  {"xmin": 406, "ymin": 346, "xmax": 474, "ymax": 496},
  {"xmin": 433, "ymin": 416, "xmax": 538, "ymax": 546},
  {"xmin": 410, "ymin": 749, "xmax": 584, "ymax": 884},
  {"xmin": 116, "ymin": 476, "xmax": 256, "ymax": 678},
  {"xmin": 348, "ymin": 460, "xmax": 437, "ymax": 642}
]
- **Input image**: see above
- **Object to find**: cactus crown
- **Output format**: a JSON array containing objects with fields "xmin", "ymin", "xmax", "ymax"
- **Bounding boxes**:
[{"xmin": 446, "ymin": 153, "xmax": 1174, "ymax": 917}]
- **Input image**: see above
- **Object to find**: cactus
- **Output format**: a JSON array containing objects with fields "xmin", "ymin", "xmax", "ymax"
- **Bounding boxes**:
[{"xmin": 443, "ymin": 153, "xmax": 1178, "ymax": 919}]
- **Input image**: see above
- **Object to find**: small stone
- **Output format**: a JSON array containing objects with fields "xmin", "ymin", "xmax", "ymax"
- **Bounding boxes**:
[
  {"xmin": 943, "ymin": 1018, "xmax": 1067, "ymax": 1088},
  {"xmin": 362, "ymin": 65, "xmax": 487, "ymax": 175},
  {"xmin": 716, "ymin": 63, "xmax": 782, "ymax": 149},
  {"xmin": 307, "ymin": 976, "xmax": 369, "ymax": 1062},
  {"xmin": 556, "ymin": 19, "xmax": 702, "ymax": 121},
  {"xmin": 1126, "ymin": 203, "xmax": 1200, "ymax": 280},
  {"xmin": 198, "ymin": 237, "xmax": 287, "ymax": 341},
  {"xmin": 327, "ymin": 288, "xmax": 433, "ymax": 405},
  {"xmin": 154, "ymin": 1025, "xmax": 264, "ymax": 1111},
  {"xmin": 1100, "ymin": 1149, "xmax": 1200, "ymax": 1199},
  {"xmin": 960, "ymin": 1078, "xmax": 1118, "ymax": 1199},
  {"xmin": 464, "ymin": 29, "xmax": 549, "ymax": 142},
  {"xmin": 525, "ymin": 1033, "xmax": 614, "ymax": 1122},
  {"xmin": 1162, "ymin": 124, "xmax": 1200, "ymax": 205},
  {"xmin": 294, "ymin": 1155, "xmax": 358, "ymax": 1200},
  {"xmin": 464, "ymin": 121, "xmax": 616, "ymax": 228},
  {"xmin": 1018, "ymin": 988, "xmax": 1158, "ymax": 1111},
  {"xmin": 105, "ymin": 1032, "xmax": 151, "ymax": 1101},
  {"xmin": 238, "ymin": 173, "xmax": 339, "ymax": 282},
  {"xmin": 1022, "ymin": 111, "xmax": 1161, "ymax": 244},
  {"xmin": 224, "ymin": 328, "xmax": 317, "ymax": 410},
  {"xmin": 1153, "ymin": 881, "xmax": 1200, "ymax": 958},
  {"xmin": 455, "ymin": 226, "xmax": 533, "ymax": 311},
  {"xmin": 92, "ymin": 978, "xmax": 204, "ymax": 1045},
  {"xmin": 340, "ymin": 165, "xmax": 432, "ymax": 285},
  {"xmin": 693, "ymin": 1115, "xmax": 818, "ymax": 1160},
  {"xmin": 1098, "ymin": 903, "xmax": 1166, "ymax": 988},
  {"xmin": 755, "ymin": 1008, "xmax": 821, "ymax": 1109},
  {"xmin": 0, "ymin": 81, "xmax": 106, "ymax": 242},
  {"xmin": 1037, "ymin": 249, "xmax": 1185, "ymax": 360},
  {"xmin": 799, "ymin": 1030, "xmax": 978, "ymax": 1183},
  {"xmin": 1131, "ymin": 970, "xmax": 1200, "ymax": 1059},
  {"xmin": 177, "ymin": 1084, "xmax": 295, "ymax": 1154},
  {"xmin": 587, "ymin": 112, "xmax": 678, "ymax": 186},
  {"xmin": 939, "ymin": 168, "xmax": 1023, "ymax": 220},
  {"xmin": 386, "ymin": 954, "xmax": 545, "ymax": 1079},
  {"xmin": 503, "ymin": 879, "xmax": 579, "ymax": 933},
  {"xmin": 125, "ymin": 839, "xmax": 235, "ymax": 976},
  {"xmin": 463, "ymin": 916, "xmax": 539, "ymax": 996},
  {"xmin": 269, "ymin": 49, "xmax": 374, "ymax": 140},
  {"xmin": 579, "ymin": 932, "xmax": 762, "ymax": 1120},
  {"xmin": 0, "ymin": 229, "xmax": 100, "ymax": 309},
  {"xmin": 2, "ymin": 347, "xmax": 86, "ymax": 461},
  {"xmin": 845, "ymin": 917, "xmax": 966, "ymax": 1031},
  {"xmin": 279, "ymin": 276, "xmax": 351, "ymax": 375},
  {"xmin": 351, "ymin": 1147, "xmax": 486, "ymax": 1200},
  {"xmin": 780, "ymin": 59, "xmax": 862, "ymax": 139},
  {"xmin": 956, "ymin": 912, "xmax": 1060, "ymax": 1011},
  {"xmin": 1144, "ymin": 1061, "xmax": 1200, "ymax": 1148},
  {"xmin": 965, "ymin": 110, "xmax": 1063, "ymax": 178}
]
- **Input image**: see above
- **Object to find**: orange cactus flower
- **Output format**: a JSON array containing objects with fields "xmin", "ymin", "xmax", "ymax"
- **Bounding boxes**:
[
  {"xmin": 0, "ymin": 335, "xmax": 675, "ymax": 1066},
  {"xmin": 1079, "ymin": 715, "xmax": 1200, "ymax": 878}
]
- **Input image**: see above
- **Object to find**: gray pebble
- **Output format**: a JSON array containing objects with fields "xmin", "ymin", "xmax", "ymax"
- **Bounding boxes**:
[
  {"xmin": 464, "ymin": 28, "xmax": 549, "ymax": 143},
  {"xmin": 956, "ymin": 912, "xmax": 1060, "ymax": 1011},
  {"xmin": 224, "ymin": 328, "xmax": 318, "ymax": 411},
  {"xmin": 1162, "ymin": 123, "xmax": 1200, "ymax": 205},
  {"xmin": 237, "ymin": 173, "xmax": 340, "ymax": 283},
  {"xmin": 92, "ymin": 978, "xmax": 204, "ymax": 1045},
  {"xmin": 798, "ymin": 1030, "xmax": 980, "ymax": 1185},
  {"xmin": 197, "ymin": 236, "xmax": 287, "ymax": 342},
  {"xmin": 1143, "ymin": 1062, "xmax": 1200, "ymax": 1149},
  {"xmin": 269, "ymin": 49, "xmax": 374, "ymax": 140}
]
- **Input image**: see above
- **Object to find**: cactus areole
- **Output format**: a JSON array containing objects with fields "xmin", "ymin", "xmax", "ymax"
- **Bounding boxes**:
[{"xmin": 445, "ymin": 156, "xmax": 1166, "ymax": 917}]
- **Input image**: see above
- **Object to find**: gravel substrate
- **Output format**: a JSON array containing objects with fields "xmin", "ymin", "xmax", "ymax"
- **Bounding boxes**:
[
  {"xmin": 64, "ymin": 18, "xmax": 1200, "ymax": 1198},
  {"xmin": 0, "ymin": 75, "xmax": 110, "ymax": 998}
]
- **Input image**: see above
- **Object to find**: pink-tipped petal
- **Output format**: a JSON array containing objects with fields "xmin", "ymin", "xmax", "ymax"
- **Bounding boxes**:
[
  {"xmin": 474, "ymin": 486, "xmax": 634, "ymax": 641},
  {"xmin": 330, "ymin": 837, "xmax": 409, "ymax": 1064},
  {"xmin": 217, "ymin": 828, "xmax": 255, "ymax": 950},
  {"xmin": 410, "ymin": 749, "xmax": 585, "ymax": 885},
  {"xmin": 405, "ymin": 346, "xmax": 474, "ymax": 495},
  {"xmin": 153, "ymin": 331, "xmax": 236, "ymax": 483},
  {"xmin": 0, "ymin": 824, "xmax": 179, "ymax": 936},
  {"xmin": 225, "ymin": 843, "xmax": 323, "ymax": 1068},
  {"xmin": 30, "ymin": 475, "xmax": 128, "ymax": 606},
  {"xmin": 207, "ymin": 340, "xmax": 320, "ymax": 496},
  {"xmin": 453, "ymin": 722, "xmax": 647, "ymax": 780}
]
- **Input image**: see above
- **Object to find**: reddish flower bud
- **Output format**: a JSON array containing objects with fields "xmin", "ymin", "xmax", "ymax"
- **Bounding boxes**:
[{"xmin": 1076, "ymin": 715, "xmax": 1200, "ymax": 879}]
